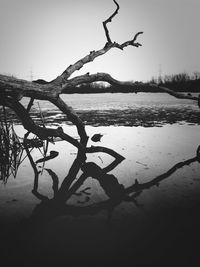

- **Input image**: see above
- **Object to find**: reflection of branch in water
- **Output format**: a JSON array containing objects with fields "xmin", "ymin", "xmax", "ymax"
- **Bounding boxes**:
[
  {"xmin": 126, "ymin": 145, "xmax": 200, "ymax": 195},
  {"xmin": 24, "ymin": 133, "xmax": 60, "ymax": 203},
  {"xmin": 23, "ymin": 132, "xmax": 48, "ymax": 202},
  {"xmin": 29, "ymin": 145, "xmax": 200, "ymax": 225},
  {"xmin": 23, "ymin": 135, "xmax": 125, "ymax": 223},
  {"xmin": 59, "ymin": 146, "xmax": 200, "ymax": 222},
  {"xmin": 54, "ymin": 144, "xmax": 125, "ymax": 203},
  {"xmin": 36, "ymin": 150, "xmax": 59, "ymax": 164},
  {"xmin": 44, "ymin": 168, "xmax": 59, "ymax": 197},
  {"xmin": 81, "ymin": 162, "xmax": 125, "ymax": 199},
  {"xmin": 86, "ymin": 146, "xmax": 125, "ymax": 173},
  {"xmin": 23, "ymin": 124, "xmax": 200, "ymax": 227}
]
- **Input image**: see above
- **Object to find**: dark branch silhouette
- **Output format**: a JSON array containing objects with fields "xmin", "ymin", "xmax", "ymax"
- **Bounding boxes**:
[
  {"xmin": 103, "ymin": 0, "xmax": 120, "ymax": 44},
  {"xmin": 0, "ymin": 0, "xmax": 198, "ymax": 150},
  {"xmin": 22, "ymin": 128, "xmax": 200, "ymax": 226},
  {"xmin": 1, "ymin": 3, "xmax": 200, "ymax": 267},
  {"xmin": 1, "ymin": 0, "xmax": 200, "ymax": 227}
]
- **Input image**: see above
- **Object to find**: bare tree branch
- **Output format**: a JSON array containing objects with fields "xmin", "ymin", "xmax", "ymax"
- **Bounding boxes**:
[
  {"xmin": 52, "ymin": 31, "xmax": 143, "ymax": 86},
  {"xmin": 0, "ymin": 96, "xmax": 85, "ymax": 151},
  {"xmin": 0, "ymin": 74, "xmax": 61, "ymax": 98},
  {"xmin": 51, "ymin": 47, "xmax": 113, "ymax": 85},
  {"xmin": 0, "ymin": 73, "xmax": 89, "ymax": 146},
  {"xmin": 51, "ymin": 0, "xmax": 143, "ymax": 86},
  {"xmin": 50, "ymin": 96, "xmax": 88, "ymax": 146},
  {"xmin": 1, "ymin": 71, "xmax": 197, "ymax": 104},
  {"xmin": 103, "ymin": 0, "xmax": 120, "ymax": 44},
  {"xmin": 149, "ymin": 83, "xmax": 198, "ymax": 101},
  {"xmin": 62, "ymin": 72, "xmax": 199, "ymax": 102},
  {"xmin": 114, "ymin": 31, "xmax": 143, "ymax": 50},
  {"xmin": 62, "ymin": 72, "xmax": 137, "ymax": 92},
  {"xmin": 0, "ymin": 0, "xmax": 143, "ymax": 91}
]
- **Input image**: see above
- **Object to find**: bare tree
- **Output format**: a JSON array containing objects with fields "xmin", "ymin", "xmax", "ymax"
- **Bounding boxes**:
[{"xmin": 0, "ymin": 0, "xmax": 199, "ymax": 202}]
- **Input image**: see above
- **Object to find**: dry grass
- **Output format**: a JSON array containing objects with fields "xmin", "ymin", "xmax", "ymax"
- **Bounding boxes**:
[{"xmin": 0, "ymin": 107, "xmax": 23, "ymax": 182}]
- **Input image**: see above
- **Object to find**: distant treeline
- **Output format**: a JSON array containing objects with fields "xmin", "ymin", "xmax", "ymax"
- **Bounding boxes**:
[
  {"xmin": 151, "ymin": 72, "xmax": 200, "ymax": 93},
  {"xmin": 33, "ymin": 72, "xmax": 200, "ymax": 93}
]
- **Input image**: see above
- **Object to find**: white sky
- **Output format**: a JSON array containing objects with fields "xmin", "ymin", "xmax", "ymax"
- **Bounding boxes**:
[{"xmin": 0, "ymin": 0, "xmax": 200, "ymax": 82}]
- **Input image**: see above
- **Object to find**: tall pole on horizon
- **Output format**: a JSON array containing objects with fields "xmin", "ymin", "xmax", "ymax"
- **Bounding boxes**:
[{"xmin": 158, "ymin": 63, "xmax": 162, "ymax": 83}]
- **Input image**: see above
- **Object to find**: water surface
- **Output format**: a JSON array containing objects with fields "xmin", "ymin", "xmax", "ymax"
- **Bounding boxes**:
[
  {"xmin": 16, "ymin": 92, "xmax": 200, "ymax": 126},
  {"xmin": 1, "ymin": 93, "xmax": 200, "ymax": 266}
]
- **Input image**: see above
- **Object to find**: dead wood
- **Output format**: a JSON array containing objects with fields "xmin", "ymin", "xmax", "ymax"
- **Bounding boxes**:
[{"xmin": 0, "ymin": 0, "xmax": 198, "ymax": 201}]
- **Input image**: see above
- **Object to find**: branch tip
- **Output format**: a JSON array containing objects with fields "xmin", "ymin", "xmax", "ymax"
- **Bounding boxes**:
[{"xmin": 103, "ymin": 0, "xmax": 120, "ymax": 44}]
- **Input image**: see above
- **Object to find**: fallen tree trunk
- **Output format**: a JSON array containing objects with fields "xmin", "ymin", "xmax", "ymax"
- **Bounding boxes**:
[{"xmin": 1, "ymin": 0, "xmax": 199, "ymax": 200}]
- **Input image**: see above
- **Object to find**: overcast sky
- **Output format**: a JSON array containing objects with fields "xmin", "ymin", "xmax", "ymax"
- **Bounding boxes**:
[{"xmin": 0, "ymin": 0, "xmax": 200, "ymax": 82}]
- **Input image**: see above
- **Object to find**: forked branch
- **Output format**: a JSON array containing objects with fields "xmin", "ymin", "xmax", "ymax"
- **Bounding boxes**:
[{"xmin": 52, "ymin": 0, "xmax": 143, "ymax": 86}]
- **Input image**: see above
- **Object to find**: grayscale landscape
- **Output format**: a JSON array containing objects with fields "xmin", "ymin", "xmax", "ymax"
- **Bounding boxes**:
[{"xmin": 1, "ymin": 1, "xmax": 200, "ymax": 267}]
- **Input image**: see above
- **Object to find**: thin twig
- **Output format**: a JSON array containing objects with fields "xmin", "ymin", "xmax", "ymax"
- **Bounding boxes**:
[{"xmin": 103, "ymin": 0, "xmax": 120, "ymax": 44}]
